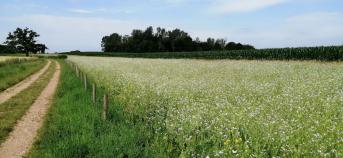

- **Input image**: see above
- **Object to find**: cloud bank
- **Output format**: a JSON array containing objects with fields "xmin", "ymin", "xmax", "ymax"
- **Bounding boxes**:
[{"xmin": 210, "ymin": 0, "xmax": 287, "ymax": 14}]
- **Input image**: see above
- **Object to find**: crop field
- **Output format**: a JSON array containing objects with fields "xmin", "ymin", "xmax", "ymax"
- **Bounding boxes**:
[
  {"xmin": 0, "ymin": 56, "xmax": 32, "ymax": 62},
  {"xmin": 65, "ymin": 45, "xmax": 343, "ymax": 61},
  {"xmin": 0, "ymin": 56, "xmax": 19, "ymax": 62},
  {"xmin": 67, "ymin": 56, "xmax": 343, "ymax": 157}
]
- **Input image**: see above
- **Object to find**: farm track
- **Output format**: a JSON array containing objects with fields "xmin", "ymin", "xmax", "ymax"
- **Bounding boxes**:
[
  {"xmin": 0, "ymin": 61, "xmax": 61, "ymax": 158},
  {"xmin": 0, "ymin": 60, "xmax": 51, "ymax": 104}
]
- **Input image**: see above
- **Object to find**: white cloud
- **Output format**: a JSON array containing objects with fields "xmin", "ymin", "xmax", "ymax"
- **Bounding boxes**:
[
  {"xmin": 164, "ymin": 0, "xmax": 188, "ymax": 4},
  {"xmin": 210, "ymin": 0, "xmax": 287, "ymax": 14},
  {"xmin": 194, "ymin": 12, "xmax": 343, "ymax": 48},
  {"xmin": 149, "ymin": 0, "xmax": 190, "ymax": 5},
  {"xmin": 68, "ymin": 9, "xmax": 93, "ymax": 14},
  {"xmin": 0, "ymin": 15, "xmax": 146, "ymax": 52},
  {"xmin": 68, "ymin": 8, "xmax": 135, "ymax": 14}
]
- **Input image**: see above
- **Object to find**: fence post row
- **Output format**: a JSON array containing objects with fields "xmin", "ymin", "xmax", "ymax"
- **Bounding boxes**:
[{"xmin": 69, "ymin": 62, "xmax": 109, "ymax": 121}]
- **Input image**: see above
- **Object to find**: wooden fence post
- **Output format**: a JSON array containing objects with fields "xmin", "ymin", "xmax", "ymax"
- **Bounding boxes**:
[
  {"xmin": 84, "ymin": 74, "xmax": 87, "ymax": 90},
  {"xmin": 103, "ymin": 94, "xmax": 108, "ymax": 120},
  {"xmin": 92, "ymin": 84, "xmax": 96, "ymax": 103}
]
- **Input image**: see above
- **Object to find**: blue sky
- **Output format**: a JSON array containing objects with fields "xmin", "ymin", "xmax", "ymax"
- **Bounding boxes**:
[{"xmin": 0, "ymin": 0, "xmax": 342, "ymax": 52}]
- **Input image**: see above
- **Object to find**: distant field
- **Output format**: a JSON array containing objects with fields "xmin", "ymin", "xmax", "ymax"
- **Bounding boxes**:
[
  {"xmin": 0, "ymin": 56, "xmax": 32, "ymax": 62},
  {"xmin": 66, "ymin": 56, "xmax": 343, "ymax": 157},
  {"xmin": 65, "ymin": 45, "xmax": 343, "ymax": 61}
]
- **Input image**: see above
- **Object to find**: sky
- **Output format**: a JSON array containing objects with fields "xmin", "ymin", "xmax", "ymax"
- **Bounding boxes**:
[{"xmin": 0, "ymin": 0, "xmax": 342, "ymax": 52}]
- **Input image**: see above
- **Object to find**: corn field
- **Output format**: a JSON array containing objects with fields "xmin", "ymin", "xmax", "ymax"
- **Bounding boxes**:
[{"xmin": 66, "ymin": 46, "xmax": 343, "ymax": 61}]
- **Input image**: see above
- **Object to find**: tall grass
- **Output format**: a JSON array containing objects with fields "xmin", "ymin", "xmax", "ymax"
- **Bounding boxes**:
[
  {"xmin": 0, "ymin": 57, "xmax": 35, "ymax": 67},
  {"xmin": 0, "ymin": 59, "xmax": 46, "ymax": 92}
]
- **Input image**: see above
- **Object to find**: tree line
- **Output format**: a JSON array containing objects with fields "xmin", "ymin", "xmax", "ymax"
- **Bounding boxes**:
[
  {"xmin": 1, "ymin": 27, "xmax": 47, "ymax": 56},
  {"xmin": 0, "ymin": 45, "xmax": 17, "ymax": 54},
  {"xmin": 101, "ymin": 26, "xmax": 254, "ymax": 53}
]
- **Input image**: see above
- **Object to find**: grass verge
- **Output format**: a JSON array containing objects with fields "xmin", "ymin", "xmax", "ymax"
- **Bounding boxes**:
[
  {"xmin": 0, "ymin": 61, "xmax": 55, "ymax": 144},
  {"xmin": 28, "ymin": 61, "xmax": 153, "ymax": 158},
  {"xmin": 0, "ymin": 59, "xmax": 46, "ymax": 92}
]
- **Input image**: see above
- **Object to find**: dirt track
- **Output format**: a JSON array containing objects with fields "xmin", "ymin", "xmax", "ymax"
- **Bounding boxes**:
[
  {"xmin": 0, "ymin": 61, "xmax": 61, "ymax": 158},
  {"xmin": 0, "ymin": 60, "xmax": 51, "ymax": 104}
]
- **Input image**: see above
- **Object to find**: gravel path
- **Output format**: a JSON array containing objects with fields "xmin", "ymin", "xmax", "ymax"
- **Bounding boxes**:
[{"xmin": 0, "ymin": 61, "xmax": 60, "ymax": 158}]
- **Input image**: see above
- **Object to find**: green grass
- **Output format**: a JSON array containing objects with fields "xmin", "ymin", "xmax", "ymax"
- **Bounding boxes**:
[
  {"xmin": 0, "ymin": 61, "xmax": 55, "ymax": 144},
  {"xmin": 28, "ymin": 61, "xmax": 156, "ymax": 158},
  {"xmin": 0, "ymin": 54, "xmax": 26, "ymax": 57},
  {"xmin": 0, "ymin": 58, "xmax": 46, "ymax": 92},
  {"xmin": 35, "ymin": 54, "xmax": 68, "ymax": 59}
]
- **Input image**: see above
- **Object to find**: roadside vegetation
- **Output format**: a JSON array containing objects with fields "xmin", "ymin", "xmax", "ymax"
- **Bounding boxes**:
[
  {"xmin": 29, "ymin": 61, "xmax": 150, "ymax": 157},
  {"xmin": 0, "ymin": 58, "xmax": 46, "ymax": 92}
]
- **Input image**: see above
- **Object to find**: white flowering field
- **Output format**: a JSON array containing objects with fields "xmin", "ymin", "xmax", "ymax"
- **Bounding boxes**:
[{"xmin": 68, "ymin": 56, "xmax": 343, "ymax": 157}]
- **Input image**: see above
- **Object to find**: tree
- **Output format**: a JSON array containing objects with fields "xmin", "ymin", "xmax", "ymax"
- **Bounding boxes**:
[
  {"xmin": 225, "ymin": 42, "xmax": 255, "ymax": 50},
  {"xmin": 101, "ymin": 33, "xmax": 122, "ymax": 52},
  {"xmin": 34, "ymin": 44, "xmax": 48, "ymax": 54},
  {"xmin": 100, "ymin": 26, "xmax": 255, "ymax": 53},
  {"xmin": 214, "ymin": 39, "xmax": 226, "ymax": 50},
  {"xmin": 0, "ymin": 44, "xmax": 17, "ymax": 54},
  {"xmin": 4, "ymin": 27, "xmax": 46, "ymax": 56}
]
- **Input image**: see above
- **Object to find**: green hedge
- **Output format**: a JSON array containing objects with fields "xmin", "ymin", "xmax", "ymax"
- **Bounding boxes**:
[{"xmin": 36, "ymin": 54, "xmax": 68, "ymax": 59}]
